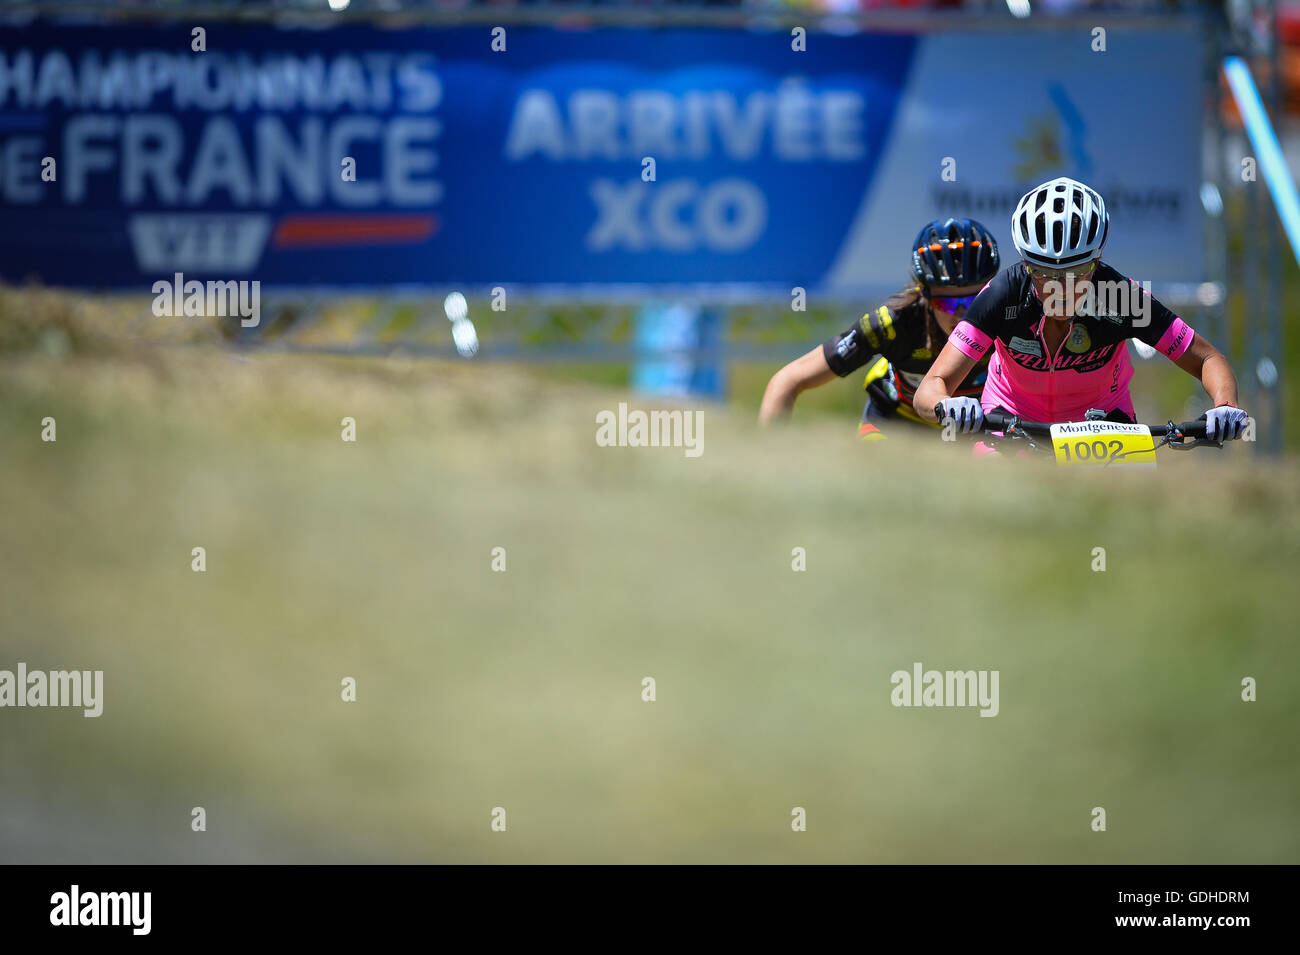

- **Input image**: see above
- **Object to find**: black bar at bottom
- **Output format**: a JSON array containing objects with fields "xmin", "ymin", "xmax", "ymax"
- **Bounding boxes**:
[{"xmin": 0, "ymin": 864, "xmax": 1284, "ymax": 941}]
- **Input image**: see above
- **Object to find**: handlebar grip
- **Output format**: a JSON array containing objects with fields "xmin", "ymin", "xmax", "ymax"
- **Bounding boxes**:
[
  {"xmin": 1180, "ymin": 420, "xmax": 1208, "ymax": 439},
  {"xmin": 936, "ymin": 403, "xmax": 1010, "ymax": 433},
  {"xmin": 981, "ymin": 410, "xmax": 1013, "ymax": 433}
]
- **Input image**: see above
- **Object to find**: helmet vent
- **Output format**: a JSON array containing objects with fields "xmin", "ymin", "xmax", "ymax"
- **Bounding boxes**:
[
  {"xmin": 1012, "ymin": 177, "xmax": 1107, "ymax": 266},
  {"xmin": 911, "ymin": 217, "xmax": 999, "ymax": 287}
]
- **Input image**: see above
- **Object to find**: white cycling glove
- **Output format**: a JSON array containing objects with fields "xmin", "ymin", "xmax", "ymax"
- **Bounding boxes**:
[
  {"xmin": 937, "ymin": 396, "xmax": 984, "ymax": 434},
  {"xmin": 1204, "ymin": 405, "xmax": 1249, "ymax": 441}
]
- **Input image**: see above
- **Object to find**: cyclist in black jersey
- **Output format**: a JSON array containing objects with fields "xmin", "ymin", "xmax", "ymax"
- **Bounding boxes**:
[{"xmin": 758, "ymin": 218, "xmax": 1001, "ymax": 439}]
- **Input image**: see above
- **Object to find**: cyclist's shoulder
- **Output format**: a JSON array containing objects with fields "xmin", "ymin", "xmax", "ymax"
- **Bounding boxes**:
[
  {"xmin": 1094, "ymin": 260, "xmax": 1126, "ymax": 281},
  {"xmin": 870, "ymin": 295, "xmax": 929, "ymax": 323},
  {"xmin": 859, "ymin": 295, "xmax": 928, "ymax": 342},
  {"xmin": 1085, "ymin": 261, "xmax": 1177, "ymax": 329},
  {"xmin": 969, "ymin": 265, "xmax": 1027, "ymax": 307},
  {"xmin": 963, "ymin": 266, "xmax": 1030, "ymax": 327}
]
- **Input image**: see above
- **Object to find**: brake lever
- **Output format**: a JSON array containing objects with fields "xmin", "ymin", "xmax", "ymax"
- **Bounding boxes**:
[
  {"xmin": 999, "ymin": 416, "xmax": 1028, "ymax": 442},
  {"xmin": 1161, "ymin": 420, "xmax": 1223, "ymax": 451}
]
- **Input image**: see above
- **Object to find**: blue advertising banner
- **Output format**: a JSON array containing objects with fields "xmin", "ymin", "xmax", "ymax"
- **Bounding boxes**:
[
  {"xmin": 0, "ymin": 22, "xmax": 912, "ymax": 290},
  {"xmin": 0, "ymin": 21, "xmax": 1202, "ymax": 292}
]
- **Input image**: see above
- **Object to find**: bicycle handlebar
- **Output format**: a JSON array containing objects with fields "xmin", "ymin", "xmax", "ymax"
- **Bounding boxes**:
[
  {"xmin": 981, "ymin": 409, "xmax": 1208, "ymax": 439},
  {"xmin": 936, "ymin": 405, "xmax": 1209, "ymax": 440}
]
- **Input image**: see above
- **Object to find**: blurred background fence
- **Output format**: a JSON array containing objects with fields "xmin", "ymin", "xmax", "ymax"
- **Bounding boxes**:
[{"xmin": 1, "ymin": 0, "xmax": 1296, "ymax": 448}]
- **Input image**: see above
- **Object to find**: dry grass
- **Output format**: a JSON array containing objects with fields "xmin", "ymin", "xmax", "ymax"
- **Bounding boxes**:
[{"xmin": 1, "ymin": 299, "xmax": 1297, "ymax": 863}]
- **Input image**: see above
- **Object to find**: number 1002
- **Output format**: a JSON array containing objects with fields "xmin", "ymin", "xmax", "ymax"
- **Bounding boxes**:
[{"xmin": 1058, "ymin": 439, "xmax": 1125, "ymax": 462}]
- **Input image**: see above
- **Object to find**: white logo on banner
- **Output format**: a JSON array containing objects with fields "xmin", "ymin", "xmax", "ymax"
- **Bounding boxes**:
[{"xmin": 128, "ymin": 214, "xmax": 271, "ymax": 272}]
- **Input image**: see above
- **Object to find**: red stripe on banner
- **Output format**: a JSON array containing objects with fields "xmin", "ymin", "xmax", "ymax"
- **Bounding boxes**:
[{"xmin": 273, "ymin": 214, "xmax": 439, "ymax": 247}]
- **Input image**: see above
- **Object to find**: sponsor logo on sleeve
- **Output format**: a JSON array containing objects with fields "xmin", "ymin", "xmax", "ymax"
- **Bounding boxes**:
[
  {"xmin": 952, "ymin": 325, "xmax": 986, "ymax": 356},
  {"xmin": 1162, "ymin": 323, "xmax": 1189, "ymax": 357}
]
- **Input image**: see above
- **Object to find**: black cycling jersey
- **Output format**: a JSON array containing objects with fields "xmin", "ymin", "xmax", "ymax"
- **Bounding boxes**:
[{"xmin": 822, "ymin": 296, "xmax": 987, "ymax": 410}]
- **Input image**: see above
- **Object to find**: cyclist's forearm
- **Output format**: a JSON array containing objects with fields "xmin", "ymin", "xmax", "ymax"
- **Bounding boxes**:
[
  {"xmin": 914, "ymin": 376, "xmax": 949, "ymax": 423},
  {"xmin": 1198, "ymin": 352, "xmax": 1239, "ymax": 407},
  {"xmin": 758, "ymin": 373, "xmax": 800, "ymax": 423},
  {"xmin": 1176, "ymin": 337, "xmax": 1240, "ymax": 408},
  {"xmin": 759, "ymin": 348, "xmax": 836, "ymax": 424},
  {"xmin": 916, "ymin": 343, "xmax": 978, "ymax": 422}
]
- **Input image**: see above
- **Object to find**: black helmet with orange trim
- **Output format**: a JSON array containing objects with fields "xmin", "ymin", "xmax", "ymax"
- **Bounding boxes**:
[{"xmin": 910, "ymin": 218, "xmax": 1000, "ymax": 289}]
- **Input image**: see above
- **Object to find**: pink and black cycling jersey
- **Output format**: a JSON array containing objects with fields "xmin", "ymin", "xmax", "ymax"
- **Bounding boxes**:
[{"xmin": 948, "ymin": 262, "xmax": 1196, "ymax": 422}]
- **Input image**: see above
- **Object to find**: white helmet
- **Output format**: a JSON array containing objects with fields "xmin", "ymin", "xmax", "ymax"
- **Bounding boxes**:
[{"xmin": 1011, "ymin": 177, "xmax": 1109, "ymax": 269}]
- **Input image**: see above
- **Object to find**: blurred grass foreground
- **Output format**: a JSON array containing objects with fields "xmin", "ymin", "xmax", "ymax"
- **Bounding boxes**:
[{"xmin": 1, "ymin": 288, "xmax": 1298, "ymax": 863}]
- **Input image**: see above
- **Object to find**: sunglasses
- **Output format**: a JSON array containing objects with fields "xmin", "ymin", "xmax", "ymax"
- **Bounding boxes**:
[
  {"xmin": 930, "ymin": 294, "xmax": 977, "ymax": 315},
  {"xmin": 1024, "ymin": 260, "xmax": 1097, "ymax": 281}
]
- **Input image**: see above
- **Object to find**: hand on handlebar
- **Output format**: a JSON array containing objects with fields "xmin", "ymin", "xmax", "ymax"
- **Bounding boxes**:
[
  {"xmin": 1202, "ymin": 405, "xmax": 1249, "ymax": 441},
  {"xmin": 934, "ymin": 397, "xmax": 984, "ymax": 434}
]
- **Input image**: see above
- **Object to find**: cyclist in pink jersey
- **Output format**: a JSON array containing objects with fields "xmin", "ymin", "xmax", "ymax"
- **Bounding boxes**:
[{"xmin": 914, "ymin": 177, "xmax": 1250, "ymax": 442}]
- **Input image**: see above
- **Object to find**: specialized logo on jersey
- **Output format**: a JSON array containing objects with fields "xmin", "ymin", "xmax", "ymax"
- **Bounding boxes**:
[
  {"xmin": 836, "ymin": 333, "xmax": 858, "ymax": 360},
  {"xmin": 951, "ymin": 324, "xmax": 987, "ymax": 357},
  {"xmin": 1004, "ymin": 340, "xmax": 1120, "ymax": 374},
  {"xmin": 1160, "ymin": 322, "xmax": 1190, "ymax": 358},
  {"xmin": 1065, "ymin": 325, "xmax": 1092, "ymax": 354}
]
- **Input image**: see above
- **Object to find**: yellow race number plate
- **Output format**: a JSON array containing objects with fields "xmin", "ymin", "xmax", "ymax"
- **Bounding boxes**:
[{"xmin": 1049, "ymin": 421, "xmax": 1157, "ymax": 469}]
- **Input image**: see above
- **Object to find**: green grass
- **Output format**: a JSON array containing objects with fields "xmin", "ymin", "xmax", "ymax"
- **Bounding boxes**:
[{"xmin": 1, "ymin": 346, "xmax": 1297, "ymax": 863}]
